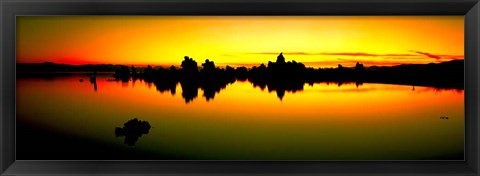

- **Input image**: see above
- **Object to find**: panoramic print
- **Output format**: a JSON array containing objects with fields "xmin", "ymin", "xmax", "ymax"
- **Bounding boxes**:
[{"xmin": 16, "ymin": 16, "xmax": 464, "ymax": 160}]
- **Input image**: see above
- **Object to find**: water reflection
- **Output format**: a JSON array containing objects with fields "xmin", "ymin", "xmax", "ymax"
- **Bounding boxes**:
[
  {"xmin": 180, "ymin": 81, "xmax": 198, "ymax": 103},
  {"xmin": 16, "ymin": 74, "xmax": 465, "ymax": 160},
  {"xmin": 115, "ymin": 118, "xmax": 151, "ymax": 146},
  {"xmin": 136, "ymin": 79, "xmax": 463, "ymax": 103},
  {"xmin": 153, "ymin": 80, "xmax": 177, "ymax": 95},
  {"xmin": 90, "ymin": 71, "xmax": 97, "ymax": 92},
  {"xmin": 105, "ymin": 53, "xmax": 463, "ymax": 103}
]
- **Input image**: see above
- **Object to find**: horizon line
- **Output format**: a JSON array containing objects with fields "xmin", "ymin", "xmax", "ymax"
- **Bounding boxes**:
[{"xmin": 16, "ymin": 59, "xmax": 464, "ymax": 69}]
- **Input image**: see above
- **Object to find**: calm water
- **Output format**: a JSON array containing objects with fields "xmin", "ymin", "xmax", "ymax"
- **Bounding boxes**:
[{"xmin": 16, "ymin": 74, "xmax": 464, "ymax": 160}]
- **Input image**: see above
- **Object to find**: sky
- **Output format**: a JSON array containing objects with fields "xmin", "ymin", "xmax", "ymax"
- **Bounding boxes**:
[{"xmin": 16, "ymin": 16, "xmax": 464, "ymax": 68}]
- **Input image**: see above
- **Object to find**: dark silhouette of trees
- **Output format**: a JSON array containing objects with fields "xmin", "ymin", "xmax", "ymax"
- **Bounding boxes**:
[
  {"xmin": 177, "ymin": 56, "xmax": 200, "ymax": 103},
  {"xmin": 143, "ymin": 65, "xmax": 154, "ymax": 81},
  {"xmin": 199, "ymin": 59, "xmax": 232, "ymax": 101},
  {"xmin": 131, "ymin": 65, "xmax": 138, "ymax": 80},
  {"xmin": 15, "ymin": 51, "xmax": 464, "ymax": 101},
  {"xmin": 126, "ymin": 56, "xmax": 237, "ymax": 103},
  {"xmin": 115, "ymin": 118, "xmax": 151, "ymax": 146},
  {"xmin": 354, "ymin": 62, "xmax": 365, "ymax": 85},
  {"xmin": 202, "ymin": 59, "xmax": 215, "ymax": 73},
  {"xmin": 247, "ymin": 53, "xmax": 309, "ymax": 100},
  {"xmin": 235, "ymin": 66, "xmax": 248, "ymax": 81},
  {"xmin": 225, "ymin": 66, "xmax": 236, "ymax": 82},
  {"xmin": 106, "ymin": 52, "xmax": 463, "ymax": 102},
  {"xmin": 181, "ymin": 56, "xmax": 199, "ymax": 76},
  {"xmin": 114, "ymin": 65, "xmax": 131, "ymax": 82},
  {"xmin": 248, "ymin": 63, "xmax": 268, "ymax": 90},
  {"xmin": 355, "ymin": 62, "xmax": 364, "ymax": 71},
  {"xmin": 151, "ymin": 66, "xmax": 179, "ymax": 95}
]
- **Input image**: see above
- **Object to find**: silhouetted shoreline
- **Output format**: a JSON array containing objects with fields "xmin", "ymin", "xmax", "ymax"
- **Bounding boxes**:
[
  {"xmin": 118, "ymin": 53, "xmax": 463, "ymax": 100},
  {"xmin": 17, "ymin": 53, "xmax": 464, "ymax": 101}
]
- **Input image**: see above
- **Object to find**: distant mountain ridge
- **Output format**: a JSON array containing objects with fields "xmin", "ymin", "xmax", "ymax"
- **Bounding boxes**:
[
  {"xmin": 17, "ymin": 62, "xmax": 124, "ymax": 73},
  {"xmin": 16, "ymin": 60, "xmax": 464, "ymax": 73}
]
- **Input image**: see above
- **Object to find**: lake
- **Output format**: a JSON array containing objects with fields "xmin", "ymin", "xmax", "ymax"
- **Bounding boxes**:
[{"xmin": 16, "ymin": 73, "xmax": 464, "ymax": 160}]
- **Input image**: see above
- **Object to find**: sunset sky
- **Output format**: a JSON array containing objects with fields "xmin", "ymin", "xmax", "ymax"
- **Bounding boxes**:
[{"xmin": 16, "ymin": 16, "xmax": 464, "ymax": 68}]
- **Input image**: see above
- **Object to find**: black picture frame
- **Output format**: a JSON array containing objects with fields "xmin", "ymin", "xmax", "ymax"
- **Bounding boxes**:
[{"xmin": 1, "ymin": 0, "xmax": 479, "ymax": 175}]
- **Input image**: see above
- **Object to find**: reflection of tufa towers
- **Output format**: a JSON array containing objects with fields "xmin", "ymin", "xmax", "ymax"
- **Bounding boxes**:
[
  {"xmin": 108, "ymin": 52, "xmax": 463, "ymax": 103},
  {"xmin": 90, "ymin": 70, "xmax": 97, "ymax": 91}
]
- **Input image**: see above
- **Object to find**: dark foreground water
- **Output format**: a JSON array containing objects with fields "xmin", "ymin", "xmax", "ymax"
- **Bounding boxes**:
[{"xmin": 16, "ymin": 74, "xmax": 464, "ymax": 160}]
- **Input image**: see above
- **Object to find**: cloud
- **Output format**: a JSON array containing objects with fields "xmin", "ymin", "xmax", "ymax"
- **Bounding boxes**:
[
  {"xmin": 245, "ymin": 52, "xmax": 417, "ymax": 57},
  {"xmin": 409, "ymin": 50, "xmax": 441, "ymax": 60},
  {"xmin": 317, "ymin": 52, "xmax": 417, "ymax": 57},
  {"xmin": 300, "ymin": 59, "xmax": 406, "ymax": 67},
  {"xmin": 245, "ymin": 52, "xmax": 314, "ymax": 55},
  {"xmin": 446, "ymin": 55, "xmax": 464, "ymax": 60},
  {"xmin": 215, "ymin": 62, "xmax": 265, "ymax": 68},
  {"xmin": 244, "ymin": 51, "xmax": 464, "ymax": 61},
  {"xmin": 221, "ymin": 54, "xmax": 236, "ymax": 57},
  {"xmin": 409, "ymin": 50, "xmax": 464, "ymax": 60}
]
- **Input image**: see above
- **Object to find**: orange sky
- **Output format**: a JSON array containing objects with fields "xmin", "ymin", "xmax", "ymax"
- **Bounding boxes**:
[{"xmin": 16, "ymin": 16, "xmax": 464, "ymax": 68}]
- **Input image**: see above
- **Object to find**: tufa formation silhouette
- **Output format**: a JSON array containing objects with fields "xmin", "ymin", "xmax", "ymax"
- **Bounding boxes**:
[
  {"xmin": 105, "ymin": 53, "xmax": 463, "ymax": 102},
  {"xmin": 115, "ymin": 118, "xmax": 151, "ymax": 146}
]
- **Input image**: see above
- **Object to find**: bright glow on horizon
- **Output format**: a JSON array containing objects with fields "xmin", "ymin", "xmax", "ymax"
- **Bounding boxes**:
[{"xmin": 16, "ymin": 16, "xmax": 464, "ymax": 68}]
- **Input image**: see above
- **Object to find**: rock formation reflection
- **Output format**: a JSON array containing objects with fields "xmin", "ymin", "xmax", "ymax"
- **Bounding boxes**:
[{"xmin": 108, "ymin": 53, "xmax": 463, "ymax": 103}]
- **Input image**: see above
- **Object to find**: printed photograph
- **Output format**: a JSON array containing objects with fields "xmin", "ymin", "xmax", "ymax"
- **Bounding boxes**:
[{"xmin": 16, "ymin": 16, "xmax": 464, "ymax": 160}]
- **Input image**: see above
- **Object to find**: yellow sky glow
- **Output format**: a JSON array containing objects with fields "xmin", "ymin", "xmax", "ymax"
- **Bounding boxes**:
[{"xmin": 16, "ymin": 16, "xmax": 464, "ymax": 68}]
